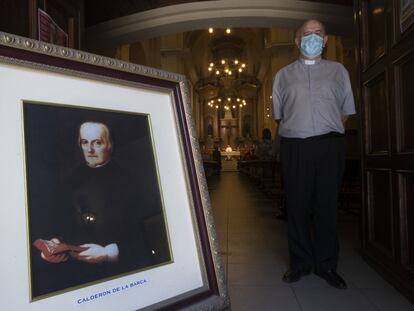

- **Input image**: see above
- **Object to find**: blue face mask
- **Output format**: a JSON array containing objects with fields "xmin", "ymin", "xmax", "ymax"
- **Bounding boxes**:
[{"xmin": 300, "ymin": 34, "xmax": 324, "ymax": 58}]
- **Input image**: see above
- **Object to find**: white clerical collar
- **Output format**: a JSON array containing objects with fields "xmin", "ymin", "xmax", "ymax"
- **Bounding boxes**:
[
  {"xmin": 299, "ymin": 57, "xmax": 322, "ymax": 65},
  {"xmin": 87, "ymin": 159, "xmax": 111, "ymax": 169}
]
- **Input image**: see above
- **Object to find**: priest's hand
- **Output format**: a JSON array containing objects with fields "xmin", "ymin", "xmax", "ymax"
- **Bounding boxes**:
[
  {"xmin": 40, "ymin": 238, "xmax": 69, "ymax": 263},
  {"xmin": 74, "ymin": 243, "xmax": 119, "ymax": 264}
]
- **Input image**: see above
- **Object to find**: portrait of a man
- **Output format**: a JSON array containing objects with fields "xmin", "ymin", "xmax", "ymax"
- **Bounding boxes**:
[{"xmin": 23, "ymin": 102, "xmax": 171, "ymax": 299}]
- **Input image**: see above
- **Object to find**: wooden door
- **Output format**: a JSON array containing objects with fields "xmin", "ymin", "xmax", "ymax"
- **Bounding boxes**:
[{"xmin": 355, "ymin": 0, "xmax": 414, "ymax": 301}]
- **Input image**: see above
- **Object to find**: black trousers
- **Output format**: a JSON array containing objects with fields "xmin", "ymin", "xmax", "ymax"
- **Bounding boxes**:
[{"xmin": 280, "ymin": 132, "xmax": 345, "ymax": 272}]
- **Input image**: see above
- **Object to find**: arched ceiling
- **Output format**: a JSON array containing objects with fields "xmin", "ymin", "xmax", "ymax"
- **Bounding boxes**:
[
  {"xmin": 85, "ymin": 0, "xmax": 353, "ymax": 27},
  {"xmin": 85, "ymin": 0, "xmax": 354, "ymax": 50}
]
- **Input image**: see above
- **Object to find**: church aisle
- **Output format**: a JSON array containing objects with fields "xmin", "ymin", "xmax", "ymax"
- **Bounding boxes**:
[{"xmin": 207, "ymin": 172, "xmax": 413, "ymax": 311}]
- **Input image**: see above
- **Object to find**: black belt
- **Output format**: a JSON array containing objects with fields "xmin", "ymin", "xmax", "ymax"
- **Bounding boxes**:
[{"xmin": 281, "ymin": 132, "xmax": 344, "ymax": 142}]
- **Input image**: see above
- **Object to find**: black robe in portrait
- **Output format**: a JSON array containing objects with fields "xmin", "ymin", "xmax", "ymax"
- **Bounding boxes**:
[{"xmin": 31, "ymin": 160, "xmax": 170, "ymax": 298}]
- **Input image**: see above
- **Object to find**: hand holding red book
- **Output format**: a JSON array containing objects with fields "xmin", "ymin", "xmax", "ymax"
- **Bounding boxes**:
[{"xmin": 33, "ymin": 239, "xmax": 86, "ymax": 263}]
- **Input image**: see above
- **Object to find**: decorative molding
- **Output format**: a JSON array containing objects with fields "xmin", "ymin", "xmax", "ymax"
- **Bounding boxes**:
[
  {"xmin": 86, "ymin": 0, "xmax": 354, "ymax": 49},
  {"xmin": 0, "ymin": 32, "xmax": 186, "ymax": 83},
  {"xmin": 179, "ymin": 79, "xmax": 230, "ymax": 309}
]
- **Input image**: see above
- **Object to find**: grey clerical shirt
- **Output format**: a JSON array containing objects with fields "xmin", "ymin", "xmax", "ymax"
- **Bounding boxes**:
[{"xmin": 272, "ymin": 58, "xmax": 356, "ymax": 138}]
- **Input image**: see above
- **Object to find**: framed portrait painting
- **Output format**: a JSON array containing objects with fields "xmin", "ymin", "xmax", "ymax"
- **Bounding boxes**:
[{"xmin": 0, "ymin": 32, "xmax": 229, "ymax": 311}]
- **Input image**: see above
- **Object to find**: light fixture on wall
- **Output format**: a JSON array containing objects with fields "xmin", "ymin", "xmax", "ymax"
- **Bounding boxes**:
[
  {"xmin": 266, "ymin": 95, "xmax": 272, "ymax": 117},
  {"xmin": 266, "ymin": 107, "xmax": 271, "ymax": 118}
]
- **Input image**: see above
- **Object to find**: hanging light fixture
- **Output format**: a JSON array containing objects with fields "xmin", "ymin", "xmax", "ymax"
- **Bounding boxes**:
[
  {"xmin": 207, "ymin": 97, "xmax": 248, "ymax": 110},
  {"xmin": 207, "ymin": 58, "xmax": 246, "ymax": 77},
  {"xmin": 204, "ymin": 27, "xmax": 248, "ymax": 111}
]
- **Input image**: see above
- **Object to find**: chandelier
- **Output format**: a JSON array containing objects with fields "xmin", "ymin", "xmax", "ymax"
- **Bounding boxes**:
[
  {"xmin": 204, "ymin": 28, "xmax": 248, "ymax": 110},
  {"xmin": 207, "ymin": 96, "xmax": 247, "ymax": 110},
  {"xmin": 208, "ymin": 58, "xmax": 247, "ymax": 77}
]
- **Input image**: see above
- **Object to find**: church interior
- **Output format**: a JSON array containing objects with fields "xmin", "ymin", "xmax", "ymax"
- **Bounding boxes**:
[{"xmin": 1, "ymin": 0, "xmax": 413, "ymax": 310}]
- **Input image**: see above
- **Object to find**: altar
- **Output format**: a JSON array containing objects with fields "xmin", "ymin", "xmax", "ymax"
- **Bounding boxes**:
[
  {"xmin": 220, "ymin": 151, "xmax": 241, "ymax": 160},
  {"xmin": 220, "ymin": 150, "xmax": 240, "ymax": 172}
]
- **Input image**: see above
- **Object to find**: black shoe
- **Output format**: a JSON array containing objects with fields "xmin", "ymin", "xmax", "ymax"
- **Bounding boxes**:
[
  {"xmin": 282, "ymin": 268, "xmax": 312, "ymax": 283},
  {"xmin": 315, "ymin": 269, "xmax": 347, "ymax": 289}
]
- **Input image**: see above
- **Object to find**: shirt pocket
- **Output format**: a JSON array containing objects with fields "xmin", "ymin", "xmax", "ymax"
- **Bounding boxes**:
[{"xmin": 315, "ymin": 79, "xmax": 341, "ymax": 102}]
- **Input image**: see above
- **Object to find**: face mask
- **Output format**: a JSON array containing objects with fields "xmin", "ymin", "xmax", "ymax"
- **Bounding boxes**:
[{"xmin": 300, "ymin": 34, "xmax": 324, "ymax": 58}]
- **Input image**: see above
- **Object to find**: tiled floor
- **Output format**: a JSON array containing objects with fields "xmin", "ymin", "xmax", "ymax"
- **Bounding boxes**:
[{"xmin": 207, "ymin": 172, "xmax": 414, "ymax": 311}]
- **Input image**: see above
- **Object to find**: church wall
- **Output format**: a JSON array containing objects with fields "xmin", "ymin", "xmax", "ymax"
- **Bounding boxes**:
[{"xmin": 92, "ymin": 27, "xmax": 358, "ymax": 156}]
